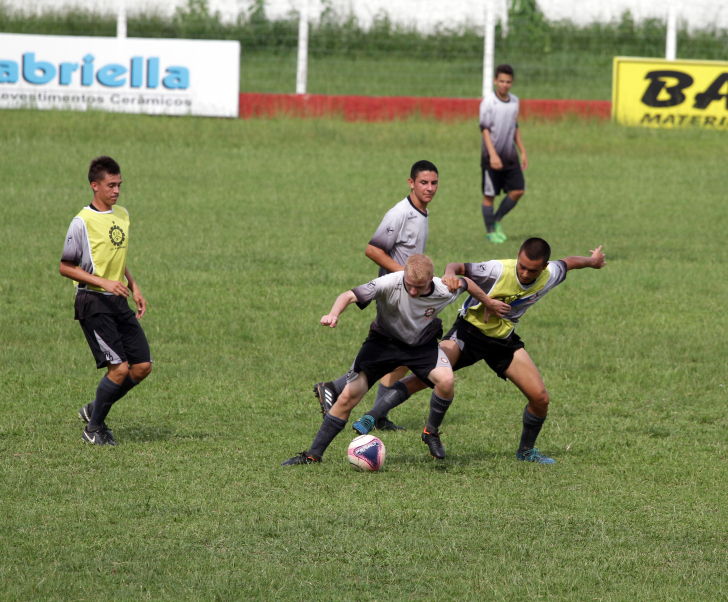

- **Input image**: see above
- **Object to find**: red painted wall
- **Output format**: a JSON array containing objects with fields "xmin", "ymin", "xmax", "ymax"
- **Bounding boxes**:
[{"xmin": 238, "ymin": 93, "xmax": 611, "ymax": 122}]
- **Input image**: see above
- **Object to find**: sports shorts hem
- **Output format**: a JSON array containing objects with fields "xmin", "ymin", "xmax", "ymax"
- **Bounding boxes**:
[
  {"xmin": 350, "ymin": 330, "xmax": 450, "ymax": 390},
  {"xmin": 444, "ymin": 317, "xmax": 524, "ymax": 380},
  {"xmin": 481, "ymin": 161, "xmax": 525, "ymax": 198}
]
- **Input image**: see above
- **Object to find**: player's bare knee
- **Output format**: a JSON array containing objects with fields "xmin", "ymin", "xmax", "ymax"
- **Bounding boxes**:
[
  {"xmin": 510, "ymin": 190, "xmax": 524, "ymax": 201},
  {"xmin": 131, "ymin": 362, "xmax": 152, "ymax": 381},
  {"xmin": 108, "ymin": 362, "xmax": 129, "ymax": 379},
  {"xmin": 531, "ymin": 390, "xmax": 549, "ymax": 412},
  {"xmin": 434, "ymin": 374, "xmax": 455, "ymax": 399}
]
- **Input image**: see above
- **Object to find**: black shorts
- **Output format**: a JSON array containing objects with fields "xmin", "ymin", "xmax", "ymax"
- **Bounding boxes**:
[
  {"xmin": 76, "ymin": 291, "xmax": 152, "ymax": 369},
  {"xmin": 349, "ymin": 330, "xmax": 451, "ymax": 390},
  {"xmin": 444, "ymin": 317, "xmax": 524, "ymax": 380},
  {"xmin": 481, "ymin": 161, "xmax": 525, "ymax": 197}
]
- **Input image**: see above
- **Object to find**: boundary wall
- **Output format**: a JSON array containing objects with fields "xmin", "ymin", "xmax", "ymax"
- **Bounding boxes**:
[{"xmin": 238, "ymin": 93, "xmax": 611, "ymax": 122}]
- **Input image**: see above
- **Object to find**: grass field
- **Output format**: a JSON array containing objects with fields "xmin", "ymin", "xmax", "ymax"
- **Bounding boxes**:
[{"xmin": 1, "ymin": 109, "xmax": 727, "ymax": 600}]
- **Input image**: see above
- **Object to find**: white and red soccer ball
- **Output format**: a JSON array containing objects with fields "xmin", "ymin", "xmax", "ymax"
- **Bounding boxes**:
[{"xmin": 347, "ymin": 435, "xmax": 386, "ymax": 471}]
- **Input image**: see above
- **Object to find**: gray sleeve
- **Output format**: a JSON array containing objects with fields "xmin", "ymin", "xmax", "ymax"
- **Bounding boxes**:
[
  {"xmin": 61, "ymin": 217, "xmax": 87, "ymax": 265},
  {"xmin": 479, "ymin": 96, "xmax": 493, "ymax": 131},
  {"xmin": 352, "ymin": 280, "xmax": 380, "ymax": 309},
  {"xmin": 463, "ymin": 261, "xmax": 500, "ymax": 291},
  {"xmin": 368, "ymin": 207, "xmax": 405, "ymax": 253},
  {"xmin": 543, "ymin": 260, "xmax": 568, "ymax": 291}
]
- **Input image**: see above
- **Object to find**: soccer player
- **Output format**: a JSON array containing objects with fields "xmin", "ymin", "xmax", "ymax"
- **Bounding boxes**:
[
  {"xmin": 59, "ymin": 156, "xmax": 153, "ymax": 446},
  {"xmin": 282, "ymin": 254, "xmax": 510, "ymax": 465},
  {"xmin": 352, "ymin": 238, "xmax": 606, "ymax": 464},
  {"xmin": 313, "ymin": 160, "xmax": 439, "ymax": 432},
  {"xmin": 480, "ymin": 64, "xmax": 528, "ymax": 244}
]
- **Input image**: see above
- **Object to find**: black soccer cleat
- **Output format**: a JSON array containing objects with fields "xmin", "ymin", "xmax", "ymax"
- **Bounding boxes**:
[
  {"xmin": 281, "ymin": 452, "xmax": 321, "ymax": 466},
  {"xmin": 82, "ymin": 426, "xmax": 117, "ymax": 446},
  {"xmin": 78, "ymin": 402, "xmax": 94, "ymax": 423},
  {"xmin": 313, "ymin": 382, "xmax": 337, "ymax": 416},
  {"xmin": 422, "ymin": 427, "xmax": 446, "ymax": 460},
  {"xmin": 375, "ymin": 416, "xmax": 406, "ymax": 432}
]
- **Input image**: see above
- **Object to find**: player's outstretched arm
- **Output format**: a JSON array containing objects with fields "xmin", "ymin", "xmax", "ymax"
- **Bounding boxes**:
[
  {"xmin": 365, "ymin": 244, "xmax": 404, "ymax": 274},
  {"xmin": 320, "ymin": 291, "xmax": 357, "ymax": 328},
  {"xmin": 562, "ymin": 246, "xmax": 606, "ymax": 272},
  {"xmin": 59, "ymin": 261, "xmax": 130, "ymax": 297},
  {"xmin": 125, "ymin": 267, "xmax": 146, "ymax": 319}
]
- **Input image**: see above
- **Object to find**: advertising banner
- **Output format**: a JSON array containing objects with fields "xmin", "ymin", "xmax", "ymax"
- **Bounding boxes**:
[
  {"xmin": 612, "ymin": 57, "xmax": 728, "ymax": 129},
  {"xmin": 0, "ymin": 33, "xmax": 240, "ymax": 118}
]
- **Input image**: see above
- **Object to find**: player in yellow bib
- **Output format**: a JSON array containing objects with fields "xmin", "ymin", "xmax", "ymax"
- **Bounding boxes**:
[
  {"xmin": 353, "ymin": 238, "xmax": 606, "ymax": 464},
  {"xmin": 60, "ymin": 156, "xmax": 152, "ymax": 446}
]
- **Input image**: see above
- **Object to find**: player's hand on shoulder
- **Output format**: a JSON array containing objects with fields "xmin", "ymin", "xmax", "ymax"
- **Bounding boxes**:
[
  {"xmin": 590, "ymin": 245, "xmax": 606, "ymax": 269},
  {"xmin": 442, "ymin": 275, "xmax": 462, "ymax": 293},
  {"xmin": 104, "ymin": 279, "xmax": 130, "ymax": 298},
  {"xmin": 321, "ymin": 314, "xmax": 338, "ymax": 328}
]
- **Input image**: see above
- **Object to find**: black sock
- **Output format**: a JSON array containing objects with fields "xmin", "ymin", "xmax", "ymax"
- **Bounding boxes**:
[
  {"xmin": 114, "ymin": 375, "xmax": 139, "ymax": 403},
  {"xmin": 88, "ymin": 375, "xmax": 123, "ymax": 430},
  {"xmin": 518, "ymin": 405, "xmax": 546, "ymax": 452},
  {"xmin": 368, "ymin": 381, "xmax": 410, "ymax": 420},
  {"xmin": 426, "ymin": 391, "xmax": 453, "ymax": 432},
  {"xmin": 495, "ymin": 195, "xmax": 517, "ymax": 222},
  {"xmin": 309, "ymin": 413, "xmax": 347, "ymax": 459},
  {"xmin": 332, "ymin": 374, "xmax": 348, "ymax": 396},
  {"xmin": 481, "ymin": 205, "xmax": 495, "ymax": 233}
]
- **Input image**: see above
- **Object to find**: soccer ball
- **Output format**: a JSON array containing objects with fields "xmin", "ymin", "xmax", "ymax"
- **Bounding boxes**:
[{"xmin": 347, "ymin": 435, "xmax": 386, "ymax": 471}]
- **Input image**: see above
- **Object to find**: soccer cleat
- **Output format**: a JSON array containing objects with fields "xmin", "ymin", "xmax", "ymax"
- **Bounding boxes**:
[
  {"xmin": 352, "ymin": 414, "xmax": 375, "ymax": 435},
  {"xmin": 102, "ymin": 424, "xmax": 115, "ymax": 444},
  {"xmin": 313, "ymin": 382, "xmax": 337, "ymax": 416},
  {"xmin": 78, "ymin": 402, "xmax": 94, "ymax": 423},
  {"xmin": 493, "ymin": 221, "xmax": 507, "ymax": 241},
  {"xmin": 421, "ymin": 427, "xmax": 446, "ymax": 460},
  {"xmin": 82, "ymin": 426, "xmax": 116, "ymax": 446},
  {"xmin": 281, "ymin": 452, "xmax": 321, "ymax": 466},
  {"xmin": 375, "ymin": 416, "xmax": 406, "ymax": 432},
  {"xmin": 516, "ymin": 448, "xmax": 556, "ymax": 464},
  {"xmin": 486, "ymin": 232, "xmax": 504, "ymax": 244}
]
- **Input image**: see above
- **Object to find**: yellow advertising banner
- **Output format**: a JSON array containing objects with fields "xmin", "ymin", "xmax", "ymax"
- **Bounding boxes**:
[{"xmin": 612, "ymin": 57, "xmax": 728, "ymax": 128}]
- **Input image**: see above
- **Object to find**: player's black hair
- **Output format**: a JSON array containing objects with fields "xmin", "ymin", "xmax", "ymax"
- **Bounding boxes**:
[
  {"xmin": 519, "ymin": 238, "xmax": 551, "ymax": 264},
  {"xmin": 88, "ymin": 156, "xmax": 121, "ymax": 183},
  {"xmin": 495, "ymin": 64, "xmax": 514, "ymax": 78},
  {"xmin": 410, "ymin": 160, "xmax": 438, "ymax": 180}
]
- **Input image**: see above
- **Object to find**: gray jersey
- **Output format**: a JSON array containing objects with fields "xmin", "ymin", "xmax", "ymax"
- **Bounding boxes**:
[
  {"xmin": 368, "ymin": 196, "xmax": 429, "ymax": 277},
  {"xmin": 479, "ymin": 92, "xmax": 520, "ymax": 167},
  {"xmin": 352, "ymin": 272, "xmax": 467, "ymax": 346}
]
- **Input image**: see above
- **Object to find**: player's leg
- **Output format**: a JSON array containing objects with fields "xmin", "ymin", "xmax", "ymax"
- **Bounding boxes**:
[
  {"xmin": 493, "ymin": 165, "xmax": 525, "ymax": 240},
  {"xmin": 284, "ymin": 336, "xmax": 398, "ymax": 466},
  {"xmin": 503, "ymin": 348, "xmax": 555, "ymax": 464},
  {"xmin": 369, "ymin": 365, "xmax": 409, "ymax": 431},
  {"xmin": 77, "ymin": 314, "xmax": 129, "ymax": 445},
  {"xmin": 481, "ymin": 161, "xmax": 502, "ymax": 242},
  {"xmin": 79, "ymin": 312, "xmax": 152, "ymax": 444},
  {"xmin": 420, "ymin": 359, "xmax": 455, "ymax": 460},
  {"xmin": 356, "ymin": 340, "xmax": 462, "ymax": 435},
  {"xmin": 282, "ymin": 372, "xmax": 371, "ymax": 466}
]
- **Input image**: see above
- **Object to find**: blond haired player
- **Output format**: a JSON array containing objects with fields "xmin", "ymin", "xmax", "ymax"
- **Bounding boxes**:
[{"xmin": 282, "ymin": 254, "xmax": 510, "ymax": 465}]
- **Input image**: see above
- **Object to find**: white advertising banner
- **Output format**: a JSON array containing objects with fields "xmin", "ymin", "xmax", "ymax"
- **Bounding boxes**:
[{"xmin": 0, "ymin": 33, "xmax": 240, "ymax": 117}]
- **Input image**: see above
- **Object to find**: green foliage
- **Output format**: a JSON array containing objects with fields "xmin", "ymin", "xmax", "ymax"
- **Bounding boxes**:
[
  {"xmin": 0, "ymin": 0, "xmax": 727, "ymax": 98},
  {"xmin": 1, "ymin": 110, "xmax": 728, "ymax": 600}
]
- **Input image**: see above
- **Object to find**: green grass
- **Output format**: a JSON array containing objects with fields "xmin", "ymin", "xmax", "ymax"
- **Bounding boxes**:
[{"xmin": 1, "ymin": 110, "xmax": 727, "ymax": 600}]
